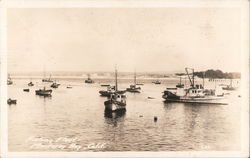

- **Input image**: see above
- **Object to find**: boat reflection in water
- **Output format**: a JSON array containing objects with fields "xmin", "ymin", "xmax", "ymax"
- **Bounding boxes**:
[{"xmin": 104, "ymin": 108, "xmax": 126, "ymax": 119}]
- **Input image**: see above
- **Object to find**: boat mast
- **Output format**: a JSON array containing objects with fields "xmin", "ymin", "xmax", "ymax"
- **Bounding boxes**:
[
  {"xmin": 134, "ymin": 71, "xmax": 136, "ymax": 85},
  {"xmin": 203, "ymin": 72, "xmax": 205, "ymax": 88},
  {"xmin": 185, "ymin": 68, "xmax": 194, "ymax": 88}
]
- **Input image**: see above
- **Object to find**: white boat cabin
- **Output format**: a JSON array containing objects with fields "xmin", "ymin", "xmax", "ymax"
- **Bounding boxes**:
[{"xmin": 109, "ymin": 93, "xmax": 126, "ymax": 104}]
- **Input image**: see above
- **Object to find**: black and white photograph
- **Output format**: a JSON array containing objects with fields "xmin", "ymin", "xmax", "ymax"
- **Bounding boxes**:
[{"xmin": 1, "ymin": 0, "xmax": 249, "ymax": 157}]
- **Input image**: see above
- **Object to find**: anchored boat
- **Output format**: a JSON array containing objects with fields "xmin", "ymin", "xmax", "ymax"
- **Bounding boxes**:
[
  {"xmin": 51, "ymin": 80, "xmax": 60, "ymax": 88},
  {"xmin": 35, "ymin": 87, "xmax": 52, "ymax": 96},
  {"xmin": 85, "ymin": 74, "xmax": 94, "ymax": 83},
  {"xmin": 162, "ymin": 68, "xmax": 227, "ymax": 105},
  {"xmin": 28, "ymin": 78, "xmax": 34, "ymax": 86},
  {"xmin": 7, "ymin": 98, "xmax": 17, "ymax": 105},
  {"xmin": 104, "ymin": 67, "xmax": 126, "ymax": 112},
  {"xmin": 126, "ymin": 71, "xmax": 141, "ymax": 93},
  {"xmin": 152, "ymin": 80, "xmax": 161, "ymax": 84},
  {"xmin": 42, "ymin": 74, "xmax": 53, "ymax": 82}
]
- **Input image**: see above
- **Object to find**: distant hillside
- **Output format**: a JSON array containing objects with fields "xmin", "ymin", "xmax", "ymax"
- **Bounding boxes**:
[{"xmin": 176, "ymin": 69, "xmax": 240, "ymax": 79}]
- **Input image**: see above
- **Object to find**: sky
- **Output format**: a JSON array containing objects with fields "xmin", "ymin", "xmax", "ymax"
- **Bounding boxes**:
[{"xmin": 7, "ymin": 8, "xmax": 241, "ymax": 73}]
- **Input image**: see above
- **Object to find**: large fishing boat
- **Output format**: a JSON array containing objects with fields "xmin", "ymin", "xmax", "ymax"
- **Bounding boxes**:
[
  {"xmin": 126, "ymin": 71, "xmax": 141, "ymax": 93},
  {"xmin": 104, "ymin": 68, "xmax": 126, "ymax": 112},
  {"xmin": 162, "ymin": 68, "xmax": 227, "ymax": 104}
]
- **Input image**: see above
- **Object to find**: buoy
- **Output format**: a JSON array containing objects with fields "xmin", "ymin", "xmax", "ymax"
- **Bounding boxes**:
[
  {"xmin": 154, "ymin": 116, "xmax": 158, "ymax": 122},
  {"xmin": 139, "ymin": 115, "xmax": 143, "ymax": 117}
]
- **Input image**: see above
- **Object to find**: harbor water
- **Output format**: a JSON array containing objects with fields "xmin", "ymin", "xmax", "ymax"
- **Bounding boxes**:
[{"xmin": 8, "ymin": 78, "xmax": 241, "ymax": 151}]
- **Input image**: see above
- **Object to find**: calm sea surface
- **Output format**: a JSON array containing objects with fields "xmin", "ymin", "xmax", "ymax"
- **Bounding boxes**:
[{"xmin": 8, "ymin": 78, "xmax": 241, "ymax": 151}]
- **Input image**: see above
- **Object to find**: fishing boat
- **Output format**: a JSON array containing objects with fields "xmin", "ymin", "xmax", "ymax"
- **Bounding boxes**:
[
  {"xmin": 28, "ymin": 82, "xmax": 34, "ymax": 86},
  {"xmin": 104, "ymin": 68, "xmax": 127, "ymax": 112},
  {"xmin": 85, "ymin": 74, "xmax": 94, "ymax": 83},
  {"xmin": 222, "ymin": 79, "xmax": 237, "ymax": 91},
  {"xmin": 7, "ymin": 98, "xmax": 17, "ymax": 105},
  {"xmin": 7, "ymin": 74, "xmax": 13, "ymax": 85},
  {"xmin": 42, "ymin": 74, "xmax": 53, "ymax": 82},
  {"xmin": 126, "ymin": 71, "xmax": 141, "ymax": 93},
  {"xmin": 67, "ymin": 85, "xmax": 72, "ymax": 88},
  {"xmin": 162, "ymin": 68, "xmax": 227, "ymax": 105},
  {"xmin": 51, "ymin": 80, "xmax": 60, "ymax": 88},
  {"xmin": 28, "ymin": 78, "xmax": 34, "ymax": 86},
  {"xmin": 35, "ymin": 87, "xmax": 52, "ymax": 96}
]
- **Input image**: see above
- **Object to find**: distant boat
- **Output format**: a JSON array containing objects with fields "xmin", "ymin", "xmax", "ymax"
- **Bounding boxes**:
[
  {"xmin": 222, "ymin": 79, "xmax": 237, "ymax": 91},
  {"xmin": 7, "ymin": 98, "xmax": 17, "ymax": 105},
  {"xmin": 35, "ymin": 87, "xmax": 52, "ymax": 96},
  {"xmin": 136, "ymin": 83, "xmax": 144, "ymax": 86},
  {"xmin": 23, "ymin": 89, "xmax": 30, "ymax": 92},
  {"xmin": 85, "ymin": 74, "xmax": 94, "ymax": 83},
  {"xmin": 67, "ymin": 85, "xmax": 72, "ymax": 88},
  {"xmin": 162, "ymin": 68, "xmax": 227, "ymax": 104},
  {"xmin": 104, "ymin": 67, "xmax": 126, "ymax": 112},
  {"xmin": 101, "ymin": 84, "xmax": 110, "ymax": 87},
  {"xmin": 51, "ymin": 81, "xmax": 60, "ymax": 88},
  {"xmin": 28, "ymin": 78, "xmax": 34, "ymax": 86},
  {"xmin": 42, "ymin": 74, "xmax": 53, "ymax": 82},
  {"xmin": 28, "ymin": 82, "xmax": 34, "ymax": 86},
  {"xmin": 126, "ymin": 71, "xmax": 141, "ymax": 93},
  {"xmin": 7, "ymin": 74, "xmax": 13, "ymax": 85},
  {"xmin": 176, "ymin": 76, "xmax": 184, "ymax": 88},
  {"xmin": 152, "ymin": 80, "xmax": 161, "ymax": 84},
  {"xmin": 147, "ymin": 96, "xmax": 155, "ymax": 99}
]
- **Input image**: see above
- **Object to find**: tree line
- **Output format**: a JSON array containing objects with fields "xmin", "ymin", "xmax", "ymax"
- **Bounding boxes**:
[{"xmin": 176, "ymin": 69, "xmax": 241, "ymax": 79}]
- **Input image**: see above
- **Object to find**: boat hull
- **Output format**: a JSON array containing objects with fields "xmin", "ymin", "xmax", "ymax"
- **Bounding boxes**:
[
  {"xmin": 35, "ymin": 89, "xmax": 52, "ymax": 96},
  {"xmin": 42, "ymin": 79, "xmax": 53, "ymax": 82},
  {"xmin": 162, "ymin": 90, "xmax": 227, "ymax": 105},
  {"xmin": 7, "ymin": 99, "xmax": 17, "ymax": 104},
  {"xmin": 99, "ymin": 90, "xmax": 126, "ymax": 97},
  {"xmin": 126, "ymin": 89, "xmax": 140, "ymax": 93},
  {"xmin": 104, "ymin": 100, "xmax": 126, "ymax": 112},
  {"xmin": 164, "ymin": 98, "xmax": 227, "ymax": 105}
]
